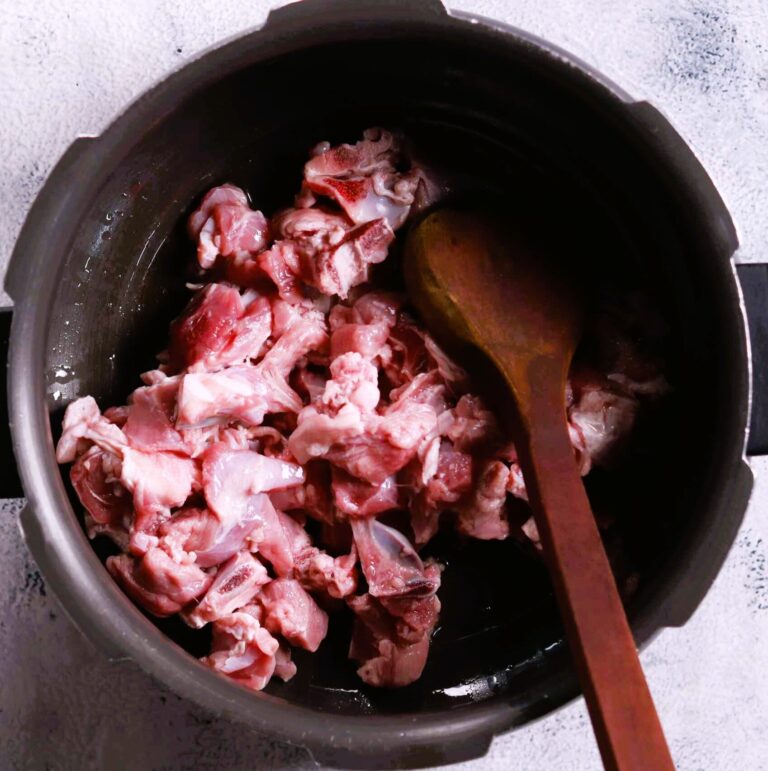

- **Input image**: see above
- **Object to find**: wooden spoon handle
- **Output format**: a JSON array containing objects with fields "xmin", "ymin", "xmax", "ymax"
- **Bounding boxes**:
[{"xmin": 516, "ymin": 375, "xmax": 675, "ymax": 771}]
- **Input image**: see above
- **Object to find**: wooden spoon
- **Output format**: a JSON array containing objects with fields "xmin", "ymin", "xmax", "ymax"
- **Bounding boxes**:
[{"xmin": 405, "ymin": 209, "xmax": 675, "ymax": 771}]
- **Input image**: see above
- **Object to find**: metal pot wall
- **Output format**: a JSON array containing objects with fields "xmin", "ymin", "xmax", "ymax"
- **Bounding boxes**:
[{"xmin": 3, "ymin": 1, "xmax": 768, "ymax": 767}]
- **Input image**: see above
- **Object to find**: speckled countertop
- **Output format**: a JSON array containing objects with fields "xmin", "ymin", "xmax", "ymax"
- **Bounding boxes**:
[{"xmin": 2, "ymin": 1, "xmax": 768, "ymax": 769}]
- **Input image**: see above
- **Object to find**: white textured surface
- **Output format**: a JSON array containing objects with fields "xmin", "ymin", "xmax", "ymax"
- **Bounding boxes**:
[{"xmin": 2, "ymin": 1, "xmax": 768, "ymax": 769}]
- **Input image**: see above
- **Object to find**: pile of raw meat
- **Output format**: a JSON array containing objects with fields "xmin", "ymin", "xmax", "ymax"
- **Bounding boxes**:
[{"xmin": 56, "ymin": 128, "xmax": 667, "ymax": 690}]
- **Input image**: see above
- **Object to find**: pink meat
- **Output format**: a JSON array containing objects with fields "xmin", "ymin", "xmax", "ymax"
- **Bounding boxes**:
[
  {"xmin": 258, "ymin": 578, "xmax": 329, "ymax": 652},
  {"xmin": 291, "ymin": 363, "xmax": 328, "ymax": 404},
  {"xmin": 259, "ymin": 308, "xmax": 328, "ymax": 376},
  {"xmin": 410, "ymin": 441, "xmax": 473, "ymax": 545},
  {"xmin": 176, "ymin": 365, "xmax": 302, "ymax": 429},
  {"xmin": 350, "ymin": 291, "xmax": 402, "ymax": 327},
  {"xmin": 202, "ymin": 444, "xmax": 304, "ymax": 519},
  {"xmin": 288, "ymin": 405, "xmax": 365, "ymax": 466},
  {"xmin": 388, "ymin": 370, "xmax": 449, "ymax": 415},
  {"xmin": 330, "ymin": 320, "xmax": 390, "ymax": 360},
  {"xmin": 276, "ymin": 510, "xmax": 358, "ymax": 598},
  {"xmin": 57, "ymin": 397, "xmax": 196, "ymax": 546},
  {"xmin": 268, "ymin": 205, "xmax": 395, "ymax": 300},
  {"xmin": 347, "ymin": 570, "xmax": 440, "ymax": 688},
  {"xmin": 381, "ymin": 316, "xmax": 430, "ymax": 388},
  {"xmin": 568, "ymin": 377, "xmax": 639, "ymax": 474},
  {"xmin": 456, "ymin": 459, "xmax": 511, "ymax": 540},
  {"xmin": 249, "ymin": 496, "xmax": 295, "ymax": 578},
  {"xmin": 103, "ymin": 405, "xmax": 130, "ymax": 426},
  {"xmin": 445, "ymin": 394, "xmax": 502, "ymax": 454},
  {"xmin": 272, "ymin": 206, "xmax": 350, "ymax": 254},
  {"xmin": 290, "ymin": 353, "xmax": 438, "ymax": 484},
  {"xmin": 351, "ymin": 518, "xmax": 439, "ymax": 598},
  {"xmin": 189, "ymin": 185, "xmax": 270, "ymax": 270},
  {"xmin": 380, "ymin": 563, "xmax": 441, "ymax": 636},
  {"xmin": 507, "ymin": 461, "xmax": 528, "ymax": 501},
  {"xmin": 324, "ymin": 428, "xmax": 426, "ymax": 485},
  {"xmin": 107, "ymin": 549, "xmax": 212, "ymax": 617},
  {"xmin": 168, "ymin": 283, "xmax": 244, "ymax": 371},
  {"xmin": 276, "ymin": 510, "xmax": 312, "ymax": 554},
  {"xmin": 211, "ymin": 205, "xmax": 269, "ymax": 261},
  {"xmin": 159, "ymin": 500, "xmax": 268, "ymax": 571},
  {"xmin": 121, "ymin": 448, "xmax": 197, "ymax": 539},
  {"xmin": 306, "ymin": 218, "xmax": 393, "ymax": 299},
  {"xmin": 204, "ymin": 610, "xmax": 282, "ymax": 690},
  {"xmin": 274, "ymin": 644, "xmax": 298, "ymax": 682},
  {"xmin": 303, "ymin": 128, "xmax": 425, "ymax": 230},
  {"xmin": 202, "ymin": 445, "xmax": 303, "ymax": 575},
  {"xmin": 70, "ymin": 447, "xmax": 133, "ymax": 532},
  {"xmin": 188, "ymin": 184, "xmax": 249, "ymax": 238},
  {"xmin": 216, "ymin": 293, "xmax": 273, "ymax": 369},
  {"xmin": 321, "ymin": 352, "xmax": 380, "ymax": 414},
  {"xmin": 423, "ymin": 334, "xmax": 469, "ymax": 391},
  {"xmin": 56, "ymin": 396, "xmax": 127, "ymax": 463},
  {"xmin": 269, "ymin": 460, "xmax": 335, "ymax": 524},
  {"xmin": 157, "ymin": 507, "xmax": 219, "ymax": 562},
  {"xmin": 124, "ymin": 379, "xmax": 187, "ymax": 454},
  {"xmin": 184, "ymin": 551, "xmax": 270, "ymax": 628},
  {"xmin": 332, "ymin": 469, "xmax": 400, "ymax": 518},
  {"xmin": 258, "ymin": 242, "xmax": 305, "ymax": 303},
  {"xmin": 294, "ymin": 547, "xmax": 359, "ymax": 599}
]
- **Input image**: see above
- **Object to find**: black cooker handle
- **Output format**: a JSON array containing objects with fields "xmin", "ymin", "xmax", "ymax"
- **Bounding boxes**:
[
  {"xmin": 1, "ymin": 308, "xmax": 23, "ymax": 497},
  {"xmin": 737, "ymin": 263, "xmax": 768, "ymax": 456}
]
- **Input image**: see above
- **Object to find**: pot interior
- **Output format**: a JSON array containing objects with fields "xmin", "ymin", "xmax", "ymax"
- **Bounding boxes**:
[{"xmin": 44, "ymin": 30, "xmax": 740, "ymax": 720}]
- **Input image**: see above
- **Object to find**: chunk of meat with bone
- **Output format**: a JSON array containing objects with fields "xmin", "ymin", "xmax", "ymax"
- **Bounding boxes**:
[
  {"xmin": 160, "ymin": 498, "xmax": 281, "ymax": 571},
  {"xmin": 295, "ymin": 546, "xmax": 359, "ymax": 599},
  {"xmin": 168, "ymin": 283, "xmax": 244, "ymax": 371},
  {"xmin": 259, "ymin": 306, "xmax": 328, "ymax": 375},
  {"xmin": 303, "ymin": 128, "xmax": 429, "ymax": 230},
  {"xmin": 70, "ymin": 447, "xmax": 133, "ymax": 534},
  {"xmin": 202, "ymin": 445, "xmax": 305, "ymax": 514},
  {"xmin": 305, "ymin": 218, "xmax": 393, "ymax": 299},
  {"xmin": 202, "ymin": 445, "xmax": 303, "ymax": 575},
  {"xmin": 348, "ymin": 564, "xmax": 441, "ymax": 687},
  {"xmin": 277, "ymin": 509, "xmax": 359, "ymax": 599},
  {"xmin": 107, "ymin": 550, "xmax": 212, "ymax": 617},
  {"xmin": 203, "ymin": 610, "xmax": 285, "ymax": 690},
  {"xmin": 567, "ymin": 372, "xmax": 641, "ymax": 475},
  {"xmin": 157, "ymin": 507, "xmax": 219, "ymax": 564},
  {"xmin": 351, "ymin": 518, "xmax": 439, "ymax": 598},
  {"xmin": 409, "ymin": 441, "xmax": 473, "ymax": 545},
  {"xmin": 188, "ymin": 184, "xmax": 270, "ymax": 270},
  {"xmin": 56, "ymin": 396, "xmax": 127, "ymax": 463},
  {"xmin": 121, "ymin": 447, "xmax": 197, "ymax": 543},
  {"xmin": 289, "ymin": 353, "xmax": 438, "ymax": 484},
  {"xmin": 57, "ymin": 397, "xmax": 196, "ymax": 548},
  {"xmin": 176, "ymin": 364, "xmax": 302, "ymax": 428},
  {"xmin": 171, "ymin": 286, "xmax": 271, "ymax": 374},
  {"xmin": 260, "ymin": 215, "xmax": 394, "ymax": 301},
  {"xmin": 332, "ymin": 469, "xmax": 401, "ymax": 518},
  {"xmin": 123, "ymin": 378, "xmax": 187, "ymax": 454},
  {"xmin": 184, "ymin": 551, "xmax": 270, "ymax": 628},
  {"xmin": 456, "ymin": 459, "xmax": 511, "ymax": 541},
  {"xmin": 258, "ymin": 578, "xmax": 329, "ymax": 652}
]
